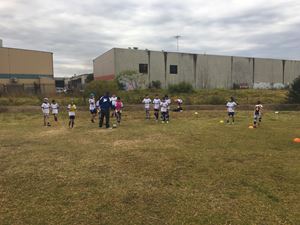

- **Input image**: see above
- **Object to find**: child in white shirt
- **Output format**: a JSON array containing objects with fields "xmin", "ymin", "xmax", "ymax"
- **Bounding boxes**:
[
  {"xmin": 51, "ymin": 99, "xmax": 59, "ymax": 122},
  {"xmin": 41, "ymin": 98, "xmax": 51, "ymax": 126},
  {"xmin": 226, "ymin": 97, "xmax": 238, "ymax": 124},
  {"xmin": 152, "ymin": 95, "xmax": 161, "ymax": 122},
  {"xmin": 142, "ymin": 94, "xmax": 152, "ymax": 119}
]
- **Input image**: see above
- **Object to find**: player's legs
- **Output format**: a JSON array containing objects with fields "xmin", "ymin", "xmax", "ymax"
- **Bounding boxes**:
[
  {"xmin": 99, "ymin": 111, "xmax": 105, "ymax": 127},
  {"xmin": 146, "ymin": 109, "xmax": 150, "ymax": 119},
  {"xmin": 154, "ymin": 109, "xmax": 159, "ymax": 121},
  {"xmin": 105, "ymin": 110, "xmax": 110, "ymax": 128},
  {"xmin": 116, "ymin": 111, "xmax": 121, "ymax": 124}
]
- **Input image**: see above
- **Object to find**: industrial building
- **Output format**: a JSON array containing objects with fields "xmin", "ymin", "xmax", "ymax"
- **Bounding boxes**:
[
  {"xmin": 93, "ymin": 48, "xmax": 300, "ymax": 89},
  {"xmin": 0, "ymin": 40, "xmax": 55, "ymax": 95}
]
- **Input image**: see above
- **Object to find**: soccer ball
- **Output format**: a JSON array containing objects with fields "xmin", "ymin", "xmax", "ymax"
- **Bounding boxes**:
[
  {"xmin": 194, "ymin": 112, "xmax": 198, "ymax": 115},
  {"xmin": 219, "ymin": 120, "xmax": 224, "ymax": 123}
]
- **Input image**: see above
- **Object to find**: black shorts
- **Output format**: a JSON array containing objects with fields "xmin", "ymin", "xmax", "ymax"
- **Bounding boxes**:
[
  {"xmin": 154, "ymin": 109, "xmax": 159, "ymax": 112},
  {"xmin": 228, "ymin": 112, "xmax": 235, "ymax": 116},
  {"xmin": 69, "ymin": 115, "xmax": 75, "ymax": 120},
  {"xmin": 90, "ymin": 109, "xmax": 97, "ymax": 114}
]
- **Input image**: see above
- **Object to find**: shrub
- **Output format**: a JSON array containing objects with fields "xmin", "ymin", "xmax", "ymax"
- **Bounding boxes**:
[
  {"xmin": 204, "ymin": 95, "xmax": 227, "ymax": 105},
  {"xmin": 168, "ymin": 82, "xmax": 194, "ymax": 94},
  {"xmin": 287, "ymin": 76, "xmax": 300, "ymax": 103},
  {"xmin": 84, "ymin": 80, "xmax": 118, "ymax": 99},
  {"xmin": 149, "ymin": 80, "xmax": 162, "ymax": 89}
]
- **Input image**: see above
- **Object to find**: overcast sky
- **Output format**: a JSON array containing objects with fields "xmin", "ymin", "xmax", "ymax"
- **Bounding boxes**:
[{"xmin": 1, "ymin": 0, "xmax": 300, "ymax": 77}]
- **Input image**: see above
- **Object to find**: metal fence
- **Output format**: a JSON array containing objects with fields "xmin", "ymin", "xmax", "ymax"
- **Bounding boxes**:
[{"xmin": 0, "ymin": 84, "xmax": 55, "ymax": 95}]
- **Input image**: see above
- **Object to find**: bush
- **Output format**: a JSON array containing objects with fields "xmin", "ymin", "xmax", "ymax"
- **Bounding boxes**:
[
  {"xmin": 84, "ymin": 80, "xmax": 118, "ymax": 99},
  {"xmin": 287, "ymin": 76, "xmax": 300, "ymax": 103},
  {"xmin": 168, "ymin": 82, "xmax": 194, "ymax": 94},
  {"xmin": 149, "ymin": 80, "xmax": 162, "ymax": 89},
  {"xmin": 203, "ymin": 95, "xmax": 227, "ymax": 105}
]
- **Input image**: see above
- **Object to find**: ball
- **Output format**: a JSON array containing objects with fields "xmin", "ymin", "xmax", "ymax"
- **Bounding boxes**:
[
  {"xmin": 219, "ymin": 120, "xmax": 224, "ymax": 123},
  {"xmin": 194, "ymin": 112, "xmax": 198, "ymax": 115}
]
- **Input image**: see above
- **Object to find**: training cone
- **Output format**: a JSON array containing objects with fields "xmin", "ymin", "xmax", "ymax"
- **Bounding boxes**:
[
  {"xmin": 293, "ymin": 138, "xmax": 300, "ymax": 143},
  {"xmin": 248, "ymin": 125, "xmax": 254, "ymax": 129}
]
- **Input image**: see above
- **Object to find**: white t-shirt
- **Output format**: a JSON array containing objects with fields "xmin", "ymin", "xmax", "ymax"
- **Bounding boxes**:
[
  {"xmin": 110, "ymin": 96, "xmax": 117, "ymax": 106},
  {"xmin": 226, "ymin": 101, "xmax": 237, "ymax": 112},
  {"xmin": 51, "ymin": 103, "xmax": 59, "ymax": 114},
  {"xmin": 142, "ymin": 98, "xmax": 152, "ymax": 109},
  {"xmin": 153, "ymin": 98, "xmax": 161, "ymax": 110},
  {"xmin": 89, "ymin": 98, "xmax": 96, "ymax": 110},
  {"xmin": 41, "ymin": 102, "xmax": 50, "ymax": 114},
  {"xmin": 68, "ymin": 104, "xmax": 76, "ymax": 116},
  {"xmin": 177, "ymin": 99, "xmax": 183, "ymax": 104},
  {"xmin": 166, "ymin": 98, "xmax": 171, "ymax": 109},
  {"xmin": 254, "ymin": 104, "xmax": 263, "ymax": 114},
  {"xmin": 160, "ymin": 101, "xmax": 168, "ymax": 112}
]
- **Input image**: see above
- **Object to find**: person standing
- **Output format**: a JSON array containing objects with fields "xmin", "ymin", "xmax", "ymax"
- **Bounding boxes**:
[
  {"xmin": 67, "ymin": 100, "xmax": 77, "ymax": 128},
  {"xmin": 50, "ymin": 99, "xmax": 59, "ymax": 122},
  {"xmin": 142, "ymin": 94, "xmax": 152, "ymax": 119},
  {"xmin": 110, "ymin": 94, "xmax": 118, "ymax": 117},
  {"xmin": 115, "ymin": 97, "xmax": 124, "ymax": 125},
  {"xmin": 226, "ymin": 97, "xmax": 238, "ymax": 124},
  {"xmin": 89, "ymin": 93, "xmax": 97, "ymax": 123},
  {"xmin": 98, "ymin": 92, "xmax": 112, "ymax": 128},
  {"xmin": 153, "ymin": 95, "xmax": 161, "ymax": 122},
  {"xmin": 160, "ymin": 98, "xmax": 169, "ymax": 123},
  {"xmin": 41, "ymin": 98, "xmax": 51, "ymax": 126},
  {"xmin": 253, "ymin": 101, "xmax": 263, "ymax": 128}
]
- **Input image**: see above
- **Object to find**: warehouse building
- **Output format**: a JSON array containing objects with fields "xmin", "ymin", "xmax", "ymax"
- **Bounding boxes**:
[
  {"xmin": 93, "ymin": 48, "xmax": 300, "ymax": 89},
  {"xmin": 0, "ymin": 41, "xmax": 55, "ymax": 95}
]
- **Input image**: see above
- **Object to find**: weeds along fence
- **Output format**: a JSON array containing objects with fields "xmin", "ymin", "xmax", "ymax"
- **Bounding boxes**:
[{"xmin": 0, "ymin": 84, "xmax": 55, "ymax": 96}]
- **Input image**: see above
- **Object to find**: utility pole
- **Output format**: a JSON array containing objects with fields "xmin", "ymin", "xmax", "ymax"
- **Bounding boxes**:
[{"xmin": 174, "ymin": 35, "xmax": 181, "ymax": 51}]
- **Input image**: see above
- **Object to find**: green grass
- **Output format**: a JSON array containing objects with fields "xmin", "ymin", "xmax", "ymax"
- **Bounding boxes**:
[
  {"xmin": 0, "ymin": 89, "xmax": 289, "ymax": 106},
  {"xmin": 0, "ymin": 110, "xmax": 299, "ymax": 225}
]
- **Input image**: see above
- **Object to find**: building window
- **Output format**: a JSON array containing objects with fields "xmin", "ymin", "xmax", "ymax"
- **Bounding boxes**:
[
  {"xmin": 139, "ymin": 64, "xmax": 148, "ymax": 74},
  {"xmin": 170, "ymin": 65, "xmax": 178, "ymax": 74}
]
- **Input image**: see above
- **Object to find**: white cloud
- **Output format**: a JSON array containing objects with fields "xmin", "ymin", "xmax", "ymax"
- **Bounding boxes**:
[{"xmin": 0, "ymin": 0, "xmax": 300, "ymax": 76}]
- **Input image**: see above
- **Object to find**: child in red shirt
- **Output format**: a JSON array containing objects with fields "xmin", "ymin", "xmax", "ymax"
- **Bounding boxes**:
[{"xmin": 115, "ymin": 97, "xmax": 123, "ymax": 125}]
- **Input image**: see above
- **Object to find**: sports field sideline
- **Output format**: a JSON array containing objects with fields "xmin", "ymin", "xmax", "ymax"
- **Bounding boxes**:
[{"xmin": 0, "ymin": 110, "xmax": 299, "ymax": 224}]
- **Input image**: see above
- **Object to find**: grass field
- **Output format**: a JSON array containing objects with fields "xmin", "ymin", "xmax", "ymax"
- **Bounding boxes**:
[{"xmin": 0, "ymin": 110, "xmax": 299, "ymax": 225}]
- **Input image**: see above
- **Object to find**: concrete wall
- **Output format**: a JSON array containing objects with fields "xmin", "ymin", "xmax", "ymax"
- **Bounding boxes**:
[
  {"xmin": 94, "ymin": 48, "xmax": 300, "ymax": 89},
  {"xmin": 149, "ymin": 51, "xmax": 165, "ymax": 87},
  {"xmin": 197, "ymin": 55, "xmax": 232, "ymax": 89},
  {"xmin": 284, "ymin": 60, "xmax": 300, "ymax": 84},
  {"xmin": 232, "ymin": 57, "xmax": 254, "ymax": 87},
  {"xmin": 93, "ymin": 49, "xmax": 115, "ymax": 80}
]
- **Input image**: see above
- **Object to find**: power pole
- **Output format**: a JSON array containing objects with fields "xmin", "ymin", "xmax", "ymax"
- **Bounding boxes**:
[{"xmin": 174, "ymin": 35, "xmax": 181, "ymax": 51}]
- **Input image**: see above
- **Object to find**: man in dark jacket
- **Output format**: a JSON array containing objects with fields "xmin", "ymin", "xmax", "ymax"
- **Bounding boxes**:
[{"xmin": 98, "ymin": 92, "xmax": 112, "ymax": 128}]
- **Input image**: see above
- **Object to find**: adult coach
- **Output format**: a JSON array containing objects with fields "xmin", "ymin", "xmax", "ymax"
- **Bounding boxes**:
[{"xmin": 98, "ymin": 92, "xmax": 112, "ymax": 128}]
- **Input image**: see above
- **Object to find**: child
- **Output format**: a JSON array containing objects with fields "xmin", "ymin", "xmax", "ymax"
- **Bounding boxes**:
[
  {"xmin": 173, "ymin": 98, "xmax": 183, "ymax": 112},
  {"xmin": 164, "ymin": 95, "xmax": 171, "ymax": 121},
  {"xmin": 253, "ymin": 101, "xmax": 263, "ymax": 128},
  {"xmin": 67, "ymin": 100, "xmax": 77, "ymax": 128},
  {"xmin": 89, "ymin": 93, "xmax": 97, "ymax": 123},
  {"xmin": 41, "ymin": 98, "xmax": 51, "ymax": 126},
  {"xmin": 110, "ymin": 94, "xmax": 118, "ymax": 117},
  {"xmin": 142, "ymin": 94, "xmax": 152, "ymax": 119},
  {"xmin": 50, "ymin": 99, "xmax": 59, "ymax": 122},
  {"xmin": 160, "ymin": 98, "xmax": 169, "ymax": 123},
  {"xmin": 115, "ymin": 97, "xmax": 123, "ymax": 125},
  {"xmin": 153, "ymin": 95, "xmax": 161, "ymax": 122},
  {"xmin": 226, "ymin": 97, "xmax": 238, "ymax": 124}
]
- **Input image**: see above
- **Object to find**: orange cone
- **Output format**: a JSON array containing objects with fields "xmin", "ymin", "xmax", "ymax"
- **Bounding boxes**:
[{"xmin": 293, "ymin": 138, "xmax": 300, "ymax": 143}]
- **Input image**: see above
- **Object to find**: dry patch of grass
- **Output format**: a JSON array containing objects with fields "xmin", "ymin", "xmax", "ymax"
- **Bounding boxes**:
[{"xmin": 0, "ymin": 110, "xmax": 299, "ymax": 225}]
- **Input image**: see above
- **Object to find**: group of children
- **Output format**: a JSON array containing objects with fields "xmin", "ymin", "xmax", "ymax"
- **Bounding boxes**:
[
  {"xmin": 41, "ymin": 98, "xmax": 77, "ymax": 128},
  {"xmin": 226, "ymin": 97, "xmax": 263, "ymax": 128},
  {"xmin": 41, "ymin": 94, "xmax": 263, "ymax": 129},
  {"xmin": 142, "ymin": 94, "xmax": 184, "ymax": 123}
]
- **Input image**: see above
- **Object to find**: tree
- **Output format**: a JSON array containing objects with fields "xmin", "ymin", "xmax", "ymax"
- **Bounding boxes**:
[
  {"xmin": 116, "ymin": 70, "xmax": 146, "ymax": 90},
  {"xmin": 287, "ymin": 75, "xmax": 300, "ymax": 103},
  {"xmin": 84, "ymin": 80, "xmax": 118, "ymax": 98}
]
